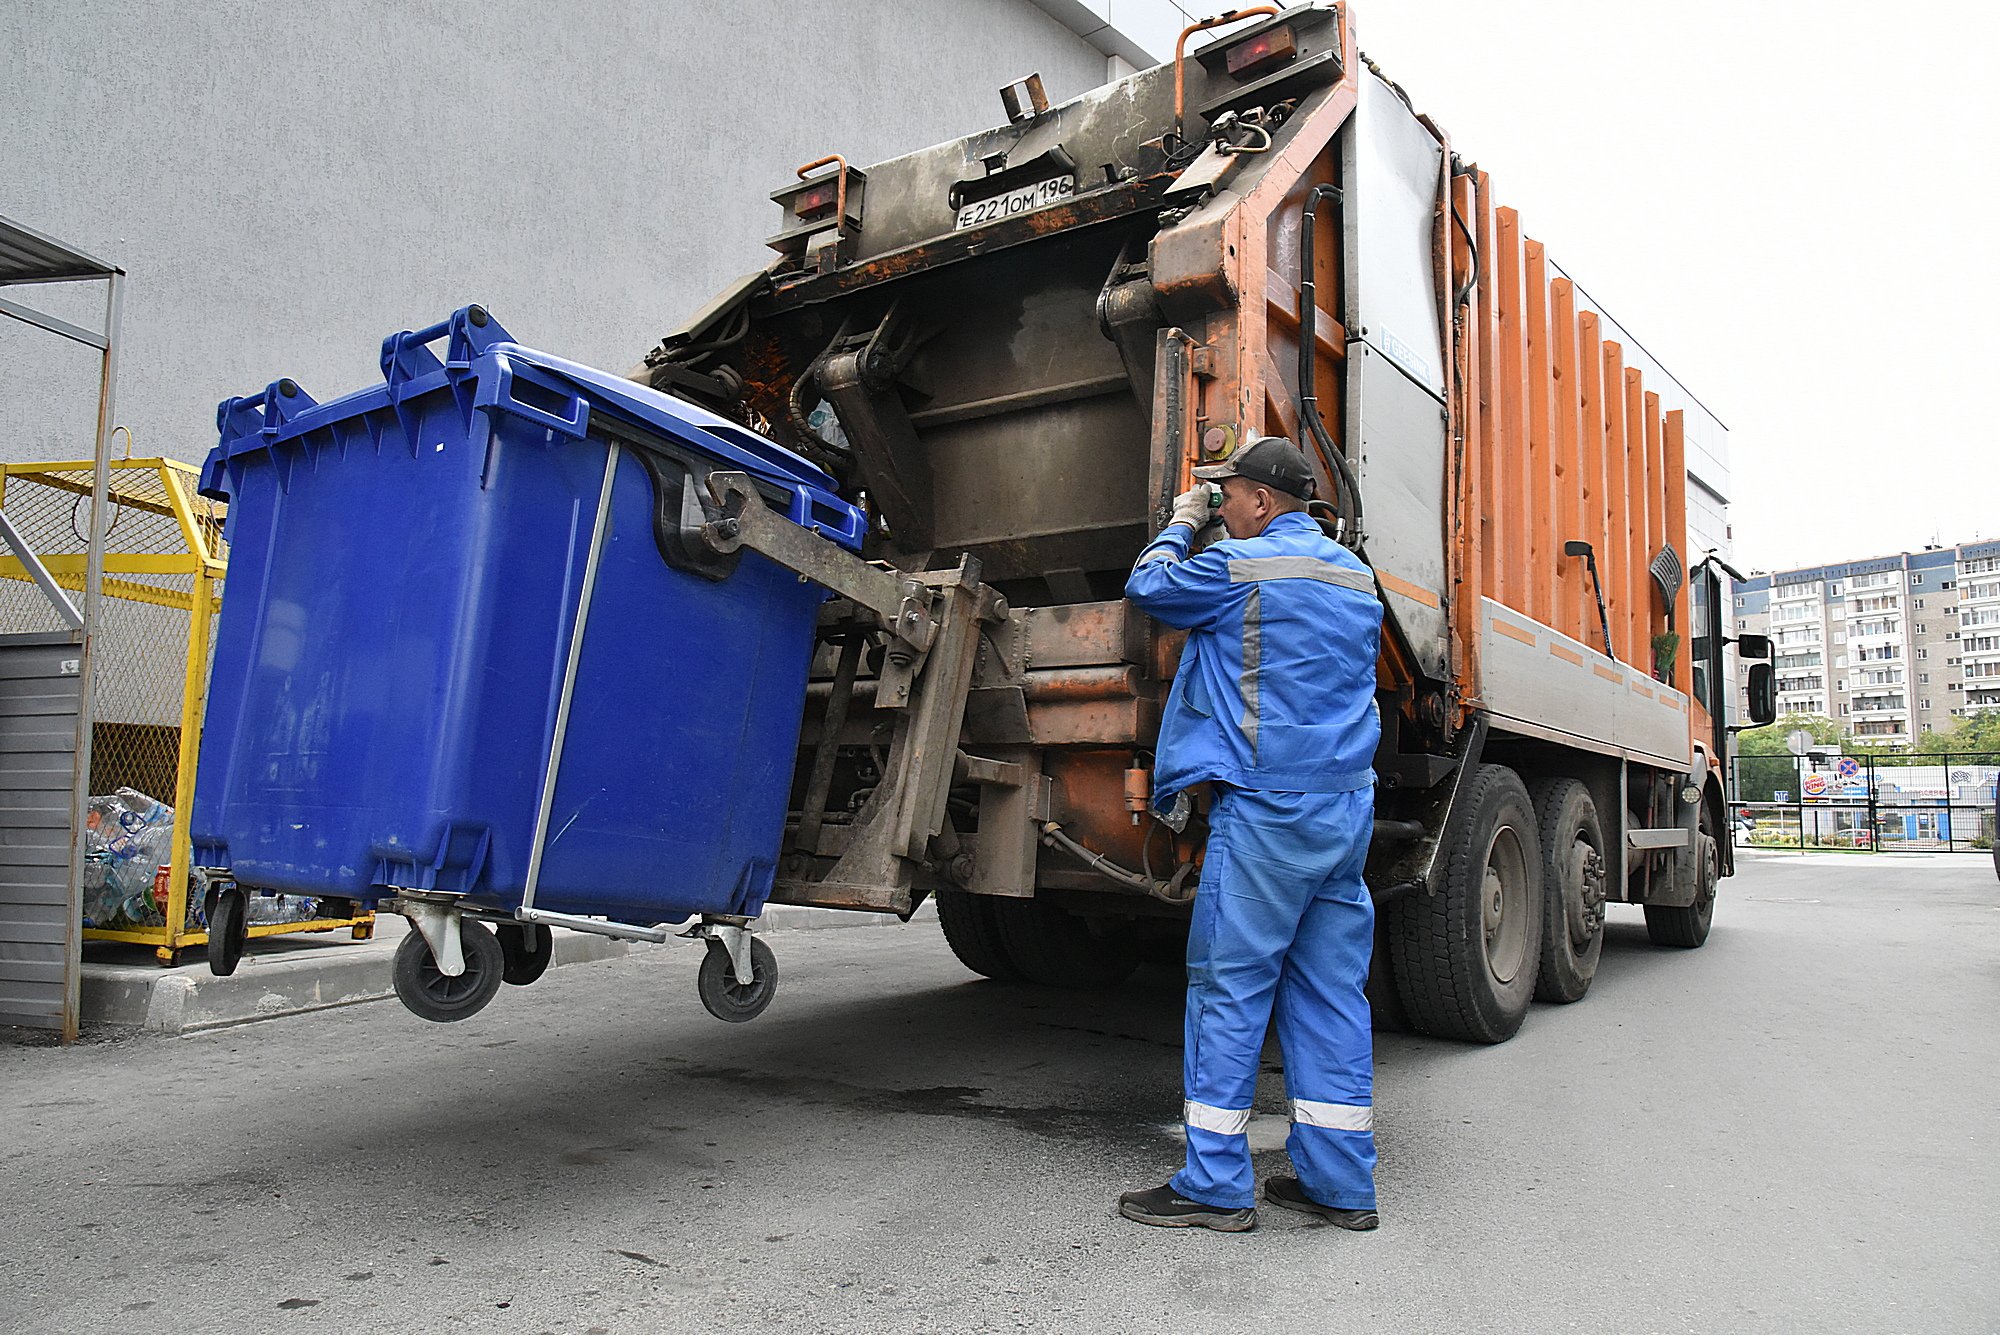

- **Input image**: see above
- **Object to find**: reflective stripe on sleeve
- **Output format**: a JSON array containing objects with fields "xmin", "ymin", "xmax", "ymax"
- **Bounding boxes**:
[
  {"xmin": 1184, "ymin": 1100, "xmax": 1253, "ymax": 1136},
  {"xmin": 1136, "ymin": 546, "xmax": 1180, "ymax": 566},
  {"xmin": 1290, "ymin": 1098, "xmax": 1374, "ymax": 1132},
  {"xmin": 1240, "ymin": 584, "xmax": 1262, "ymax": 758},
  {"xmin": 1227, "ymin": 555, "xmax": 1376, "ymax": 593}
]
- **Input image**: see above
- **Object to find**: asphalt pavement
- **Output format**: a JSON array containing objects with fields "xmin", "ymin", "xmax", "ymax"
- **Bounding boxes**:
[{"xmin": 4, "ymin": 851, "xmax": 1997, "ymax": 1333}]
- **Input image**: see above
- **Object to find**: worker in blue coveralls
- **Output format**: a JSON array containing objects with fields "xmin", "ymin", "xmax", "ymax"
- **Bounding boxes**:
[{"xmin": 1118, "ymin": 435, "xmax": 1384, "ymax": 1234}]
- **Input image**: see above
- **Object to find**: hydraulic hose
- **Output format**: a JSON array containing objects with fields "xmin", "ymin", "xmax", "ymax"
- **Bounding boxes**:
[
  {"xmin": 1040, "ymin": 821, "xmax": 1195, "ymax": 906},
  {"xmin": 1298, "ymin": 183, "xmax": 1365, "ymax": 552}
]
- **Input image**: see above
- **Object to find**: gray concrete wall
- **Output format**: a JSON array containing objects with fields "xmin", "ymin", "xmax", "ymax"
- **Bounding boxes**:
[{"xmin": 0, "ymin": 0, "xmax": 1108, "ymax": 469}]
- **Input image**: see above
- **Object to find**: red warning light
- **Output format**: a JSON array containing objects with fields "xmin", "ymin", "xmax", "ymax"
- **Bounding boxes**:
[
  {"xmin": 1225, "ymin": 25, "xmax": 1297, "ymax": 78},
  {"xmin": 794, "ymin": 181, "xmax": 840, "ymax": 219}
]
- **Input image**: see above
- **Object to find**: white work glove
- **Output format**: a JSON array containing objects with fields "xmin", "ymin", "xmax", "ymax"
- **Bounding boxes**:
[{"xmin": 1169, "ymin": 483, "xmax": 1217, "ymax": 530}]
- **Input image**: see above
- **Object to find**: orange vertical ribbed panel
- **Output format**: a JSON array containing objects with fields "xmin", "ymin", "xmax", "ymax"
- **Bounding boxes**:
[
  {"xmin": 1472, "ymin": 176, "xmax": 1504, "ymax": 611},
  {"xmin": 1523, "ymin": 239, "xmax": 1554, "ymax": 626},
  {"xmin": 1550, "ymin": 279, "xmax": 1583, "ymax": 645},
  {"xmin": 1494, "ymin": 209, "xmax": 1530, "ymax": 618},
  {"xmin": 1601, "ymin": 341, "xmax": 1629, "ymax": 663},
  {"xmin": 1663, "ymin": 410, "xmax": 1692, "ymax": 698},
  {"xmin": 1644, "ymin": 391, "xmax": 1667, "ymax": 672},
  {"xmin": 1624, "ymin": 368, "xmax": 1651, "ymax": 667},
  {"xmin": 1576, "ymin": 311, "xmax": 1607, "ymax": 656}
]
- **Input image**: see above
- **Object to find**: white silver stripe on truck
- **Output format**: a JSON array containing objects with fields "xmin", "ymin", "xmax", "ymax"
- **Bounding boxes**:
[
  {"xmin": 1228, "ymin": 556, "xmax": 1376, "ymax": 593},
  {"xmin": 1184, "ymin": 1100, "xmax": 1252, "ymax": 1136},
  {"xmin": 1290, "ymin": 1098, "xmax": 1374, "ymax": 1132}
]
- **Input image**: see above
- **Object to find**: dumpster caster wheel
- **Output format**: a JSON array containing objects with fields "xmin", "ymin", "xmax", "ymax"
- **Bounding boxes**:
[
  {"xmin": 497, "ymin": 923, "xmax": 554, "ymax": 986},
  {"xmin": 393, "ymin": 919, "xmax": 504, "ymax": 1022},
  {"xmin": 697, "ymin": 937, "xmax": 777, "ymax": 1023},
  {"xmin": 207, "ymin": 887, "xmax": 248, "ymax": 977}
]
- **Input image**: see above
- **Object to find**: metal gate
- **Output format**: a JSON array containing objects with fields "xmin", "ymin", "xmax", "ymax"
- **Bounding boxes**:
[{"xmin": 1730, "ymin": 749, "xmax": 2000, "ymax": 854}]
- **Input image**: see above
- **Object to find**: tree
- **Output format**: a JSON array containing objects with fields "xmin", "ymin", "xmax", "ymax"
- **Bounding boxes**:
[
  {"xmin": 1735, "ymin": 713, "xmax": 1843, "ymax": 756},
  {"xmin": 1913, "ymin": 710, "xmax": 2000, "ymax": 759},
  {"xmin": 1732, "ymin": 714, "xmax": 1842, "ymax": 803}
]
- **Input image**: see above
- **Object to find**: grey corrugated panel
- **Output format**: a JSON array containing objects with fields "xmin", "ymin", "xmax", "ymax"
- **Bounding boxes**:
[
  {"xmin": 0, "ymin": 924, "xmax": 67, "ymax": 947},
  {"xmin": 0, "ymin": 995, "xmax": 62, "ymax": 1025},
  {"xmin": 0, "ymin": 638, "xmax": 80, "ymax": 1034},
  {"xmin": 0, "ymin": 808, "xmax": 74, "ymax": 830},
  {"xmin": 0, "ymin": 731, "xmax": 85, "ymax": 751},
  {"xmin": 0, "ymin": 760, "xmax": 84, "ymax": 789},
  {"xmin": 0, "ymin": 215, "xmax": 119, "ymax": 283},
  {"xmin": 0, "ymin": 723, "xmax": 83, "ymax": 749},
  {"xmin": 0, "ymin": 682, "xmax": 82, "ymax": 707},
  {"xmin": 0, "ymin": 844, "xmax": 74, "ymax": 869},
  {"xmin": 0, "ymin": 959, "xmax": 66, "ymax": 986}
]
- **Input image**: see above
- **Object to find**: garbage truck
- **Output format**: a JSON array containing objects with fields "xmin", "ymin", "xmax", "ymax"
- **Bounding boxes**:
[{"xmin": 192, "ymin": 2, "xmax": 1775, "ymax": 1041}]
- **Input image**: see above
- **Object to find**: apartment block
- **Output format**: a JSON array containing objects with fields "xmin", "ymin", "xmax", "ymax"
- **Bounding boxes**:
[{"xmin": 1733, "ymin": 540, "xmax": 2000, "ymax": 744}]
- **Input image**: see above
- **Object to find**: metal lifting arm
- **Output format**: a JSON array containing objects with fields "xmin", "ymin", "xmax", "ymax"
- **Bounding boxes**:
[{"xmin": 700, "ymin": 470, "xmax": 940, "ymax": 653}]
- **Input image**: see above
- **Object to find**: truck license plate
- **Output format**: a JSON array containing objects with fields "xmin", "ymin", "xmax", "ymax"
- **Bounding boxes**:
[{"xmin": 953, "ymin": 175, "xmax": 1076, "ymax": 231}]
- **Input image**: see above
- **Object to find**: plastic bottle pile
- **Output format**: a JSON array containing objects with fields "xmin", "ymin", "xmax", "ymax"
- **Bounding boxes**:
[
  {"xmin": 82, "ymin": 787, "xmax": 186, "ymax": 929},
  {"xmin": 82, "ymin": 787, "xmax": 321, "ymax": 929}
]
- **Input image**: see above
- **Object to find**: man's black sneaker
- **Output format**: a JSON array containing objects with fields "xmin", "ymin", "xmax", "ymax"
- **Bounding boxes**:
[
  {"xmin": 1263, "ymin": 1176, "xmax": 1380, "ymax": 1230},
  {"xmin": 1117, "ymin": 1184, "xmax": 1256, "ymax": 1232}
]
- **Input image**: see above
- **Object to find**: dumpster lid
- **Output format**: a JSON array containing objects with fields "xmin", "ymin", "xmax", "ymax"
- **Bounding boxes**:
[
  {"xmin": 489, "ymin": 341, "xmax": 840, "ymax": 492},
  {"xmin": 203, "ymin": 305, "xmax": 841, "ymax": 502}
]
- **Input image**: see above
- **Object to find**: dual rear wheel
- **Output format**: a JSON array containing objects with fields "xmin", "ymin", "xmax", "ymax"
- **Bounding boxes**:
[{"xmin": 936, "ymin": 889, "xmax": 1140, "ymax": 989}]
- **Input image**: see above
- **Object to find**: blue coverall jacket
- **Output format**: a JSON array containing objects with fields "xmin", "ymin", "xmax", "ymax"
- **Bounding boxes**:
[
  {"xmin": 1125, "ymin": 509, "xmax": 1386, "ymax": 1211},
  {"xmin": 1128, "ymin": 510, "xmax": 1382, "ymax": 804}
]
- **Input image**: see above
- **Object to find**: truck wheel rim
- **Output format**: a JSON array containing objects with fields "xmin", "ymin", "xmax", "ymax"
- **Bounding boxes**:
[
  {"xmin": 1567, "ymin": 838, "xmax": 1605, "ymax": 948},
  {"xmin": 1481, "ymin": 824, "xmax": 1531, "ymax": 985}
]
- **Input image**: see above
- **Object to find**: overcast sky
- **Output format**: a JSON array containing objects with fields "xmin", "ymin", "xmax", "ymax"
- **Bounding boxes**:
[{"xmin": 1344, "ymin": 0, "xmax": 1995, "ymax": 574}]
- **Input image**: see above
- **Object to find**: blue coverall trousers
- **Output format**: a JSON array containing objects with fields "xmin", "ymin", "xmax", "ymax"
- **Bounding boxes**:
[{"xmin": 1171, "ymin": 783, "xmax": 1378, "ymax": 1211}]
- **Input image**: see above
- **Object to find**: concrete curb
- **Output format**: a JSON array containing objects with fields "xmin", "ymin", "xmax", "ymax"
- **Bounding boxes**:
[{"xmin": 79, "ymin": 899, "xmax": 937, "ymax": 1034}]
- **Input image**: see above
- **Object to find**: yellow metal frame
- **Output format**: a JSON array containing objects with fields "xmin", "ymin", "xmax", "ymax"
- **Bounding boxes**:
[{"xmin": 0, "ymin": 457, "xmax": 373, "ymax": 963}]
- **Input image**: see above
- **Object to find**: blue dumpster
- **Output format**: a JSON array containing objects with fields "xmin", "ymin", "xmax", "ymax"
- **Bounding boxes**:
[{"xmin": 192, "ymin": 305, "xmax": 864, "ymax": 926}]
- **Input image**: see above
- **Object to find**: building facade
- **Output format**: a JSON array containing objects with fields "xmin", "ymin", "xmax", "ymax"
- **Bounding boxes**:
[
  {"xmin": 1733, "ymin": 539, "xmax": 2000, "ymax": 743},
  {"xmin": 0, "ymin": 0, "xmax": 1195, "ymax": 469}
]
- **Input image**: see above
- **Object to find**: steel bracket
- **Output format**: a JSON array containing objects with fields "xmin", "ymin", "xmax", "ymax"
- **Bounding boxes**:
[{"xmin": 401, "ymin": 898, "xmax": 465, "ymax": 977}]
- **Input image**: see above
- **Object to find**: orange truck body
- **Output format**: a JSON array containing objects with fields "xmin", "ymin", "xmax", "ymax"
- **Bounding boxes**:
[{"xmin": 631, "ymin": 2, "xmax": 1752, "ymax": 1038}]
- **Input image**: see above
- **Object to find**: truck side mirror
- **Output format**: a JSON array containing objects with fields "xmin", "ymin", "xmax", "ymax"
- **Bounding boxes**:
[
  {"xmin": 1736, "ymin": 632, "xmax": 1772, "ymax": 660},
  {"xmin": 1746, "ymin": 662, "xmax": 1777, "ymax": 726}
]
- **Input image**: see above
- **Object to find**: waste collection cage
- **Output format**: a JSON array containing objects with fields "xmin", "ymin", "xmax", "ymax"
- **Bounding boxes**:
[{"xmin": 0, "ymin": 457, "xmax": 372, "ymax": 963}]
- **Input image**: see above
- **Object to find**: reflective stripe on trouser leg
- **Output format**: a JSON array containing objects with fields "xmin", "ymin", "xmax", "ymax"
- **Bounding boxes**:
[
  {"xmin": 1275, "ymin": 788, "xmax": 1378, "ymax": 1210},
  {"xmin": 1291, "ymin": 1098, "xmax": 1373, "ymax": 1131},
  {"xmin": 1184, "ymin": 1101, "xmax": 1252, "ymax": 1136},
  {"xmin": 1172, "ymin": 787, "xmax": 1372, "ymax": 1210}
]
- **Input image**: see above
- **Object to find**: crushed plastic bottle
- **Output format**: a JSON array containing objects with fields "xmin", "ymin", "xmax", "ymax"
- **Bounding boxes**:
[
  {"xmin": 80, "ymin": 788, "xmax": 197, "ymax": 929},
  {"xmin": 246, "ymin": 893, "xmax": 321, "ymax": 926}
]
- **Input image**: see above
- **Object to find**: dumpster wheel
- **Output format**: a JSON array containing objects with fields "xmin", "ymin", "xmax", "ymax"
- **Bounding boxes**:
[
  {"xmin": 393, "ymin": 919, "xmax": 505, "ymax": 1022},
  {"xmin": 497, "ymin": 923, "xmax": 554, "ymax": 986},
  {"xmin": 207, "ymin": 887, "xmax": 248, "ymax": 977},
  {"xmin": 697, "ymin": 937, "xmax": 777, "ymax": 1022}
]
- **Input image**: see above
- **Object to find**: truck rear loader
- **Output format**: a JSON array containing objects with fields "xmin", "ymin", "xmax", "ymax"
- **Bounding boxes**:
[{"xmin": 618, "ymin": 1, "xmax": 1776, "ymax": 1043}]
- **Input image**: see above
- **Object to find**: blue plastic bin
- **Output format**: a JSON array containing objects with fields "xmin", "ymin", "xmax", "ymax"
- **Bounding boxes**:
[{"xmin": 191, "ymin": 305, "xmax": 865, "ymax": 925}]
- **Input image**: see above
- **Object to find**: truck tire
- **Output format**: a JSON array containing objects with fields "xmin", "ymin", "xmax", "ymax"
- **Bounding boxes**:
[
  {"xmin": 993, "ymin": 895, "xmax": 1139, "ymax": 990},
  {"xmin": 1387, "ymin": 763, "xmax": 1543, "ymax": 1043},
  {"xmin": 935, "ymin": 889, "xmax": 1025, "ymax": 981},
  {"xmin": 1644, "ymin": 804, "xmax": 1719, "ymax": 948},
  {"xmin": 1364, "ymin": 927, "xmax": 1410, "ymax": 1033},
  {"xmin": 1528, "ymin": 778, "xmax": 1606, "ymax": 1003}
]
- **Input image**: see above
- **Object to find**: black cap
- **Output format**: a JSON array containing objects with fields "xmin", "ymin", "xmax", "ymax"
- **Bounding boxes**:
[{"xmin": 1192, "ymin": 435, "xmax": 1317, "ymax": 500}]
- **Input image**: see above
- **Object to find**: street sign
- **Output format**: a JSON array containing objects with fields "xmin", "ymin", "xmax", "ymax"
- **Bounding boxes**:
[
  {"xmin": 1836, "ymin": 756, "xmax": 1861, "ymax": 781},
  {"xmin": 1786, "ymin": 729, "xmax": 1814, "ymax": 756},
  {"xmin": 1803, "ymin": 773, "xmax": 1828, "ymax": 797}
]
